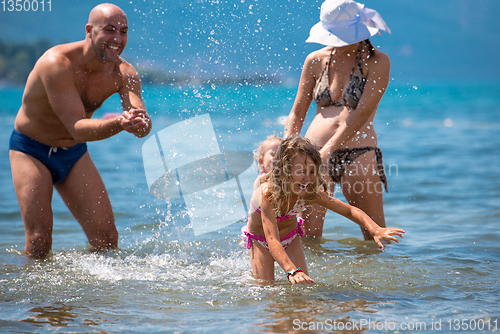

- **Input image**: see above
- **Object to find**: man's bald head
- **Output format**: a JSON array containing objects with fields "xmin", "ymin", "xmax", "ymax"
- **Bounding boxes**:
[
  {"xmin": 85, "ymin": 3, "xmax": 128, "ymax": 62},
  {"xmin": 88, "ymin": 3, "xmax": 127, "ymax": 27}
]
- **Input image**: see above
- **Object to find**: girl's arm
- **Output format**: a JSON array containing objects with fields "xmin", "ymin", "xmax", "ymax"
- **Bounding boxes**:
[
  {"xmin": 314, "ymin": 191, "xmax": 405, "ymax": 249},
  {"xmin": 260, "ymin": 197, "xmax": 314, "ymax": 285}
]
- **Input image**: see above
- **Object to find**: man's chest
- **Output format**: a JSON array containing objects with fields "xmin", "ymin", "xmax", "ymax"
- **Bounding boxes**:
[{"xmin": 74, "ymin": 71, "xmax": 121, "ymax": 112}]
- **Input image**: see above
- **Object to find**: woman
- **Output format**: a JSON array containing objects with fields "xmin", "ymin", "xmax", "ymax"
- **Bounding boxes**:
[{"xmin": 284, "ymin": 0, "xmax": 392, "ymax": 239}]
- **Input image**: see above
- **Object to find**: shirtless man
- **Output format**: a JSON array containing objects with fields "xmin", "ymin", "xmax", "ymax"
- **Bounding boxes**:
[{"xmin": 9, "ymin": 3, "xmax": 152, "ymax": 258}]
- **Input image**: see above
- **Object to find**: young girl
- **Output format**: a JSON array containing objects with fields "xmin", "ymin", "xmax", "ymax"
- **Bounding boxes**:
[
  {"xmin": 242, "ymin": 136, "xmax": 405, "ymax": 285},
  {"xmin": 252, "ymin": 135, "xmax": 282, "ymax": 191}
]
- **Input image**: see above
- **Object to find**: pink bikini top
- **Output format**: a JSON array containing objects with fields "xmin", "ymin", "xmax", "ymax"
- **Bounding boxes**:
[{"xmin": 250, "ymin": 197, "xmax": 307, "ymax": 221}]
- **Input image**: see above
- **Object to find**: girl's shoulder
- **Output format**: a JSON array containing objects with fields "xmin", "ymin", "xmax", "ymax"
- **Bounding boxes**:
[
  {"xmin": 261, "ymin": 182, "xmax": 272, "ymax": 200},
  {"xmin": 304, "ymin": 189, "xmax": 329, "ymax": 205},
  {"xmin": 254, "ymin": 181, "xmax": 272, "ymax": 200}
]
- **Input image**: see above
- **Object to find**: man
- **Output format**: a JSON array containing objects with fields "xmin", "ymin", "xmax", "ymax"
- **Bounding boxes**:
[{"xmin": 9, "ymin": 3, "xmax": 152, "ymax": 259}]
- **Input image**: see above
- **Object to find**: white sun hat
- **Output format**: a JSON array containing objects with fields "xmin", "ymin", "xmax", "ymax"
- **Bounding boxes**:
[{"xmin": 306, "ymin": 0, "xmax": 391, "ymax": 47}]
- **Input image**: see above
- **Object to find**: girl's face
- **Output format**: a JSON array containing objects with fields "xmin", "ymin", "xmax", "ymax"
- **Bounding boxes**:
[
  {"xmin": 289, "ymin": 153, "xmax": 317, "ymax": 197},
  {"xmin": 259, "ymin": 140, "xmax": 281, "ymax": 174}
]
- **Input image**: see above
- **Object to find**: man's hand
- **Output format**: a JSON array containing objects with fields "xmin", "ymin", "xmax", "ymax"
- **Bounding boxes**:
[{"xmin": 120, "ymin": 109, "xmax": 152, "ymax": 138}]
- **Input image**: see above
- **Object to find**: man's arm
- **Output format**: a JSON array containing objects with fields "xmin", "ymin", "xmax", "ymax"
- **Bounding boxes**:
[
  {"xmin": 41, "ymin": 53, "xmax": 131, "ymax": 143},
  {"xmin": 118, "ymin": 62, "xmax": 152, "ymax": 138}
]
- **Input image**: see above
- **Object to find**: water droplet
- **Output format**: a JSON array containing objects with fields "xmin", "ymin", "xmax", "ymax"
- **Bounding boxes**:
[
  {"xmin": 443, "ymin": 118, "xmax": 454, "ymax": 127},
  {"xmin": 402, "ymin": 119, "xmax": 413, "ymax": 127}
]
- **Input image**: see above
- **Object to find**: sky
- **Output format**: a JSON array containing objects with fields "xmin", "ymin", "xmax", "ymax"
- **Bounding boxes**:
[{"xmin": 1, "ymin": 0, "xmax": 499, "ymax": 84}]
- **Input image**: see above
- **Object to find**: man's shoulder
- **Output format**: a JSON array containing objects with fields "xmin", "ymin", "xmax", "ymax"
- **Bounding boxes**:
[
  {"xmin": 117, "ymin": 57, "xmax": 138, "ymax": 76},
  {"xmin": 38, "ymin": 42, "xmax": 83, "ymax": 74}
]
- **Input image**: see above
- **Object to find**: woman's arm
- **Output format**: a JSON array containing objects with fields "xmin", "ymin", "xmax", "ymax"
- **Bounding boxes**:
[
  {"xmin": 283, "ymin": 53, "xmax": 318, "ymax": 138},
  {"xmin": 314, "ymin": 190, "xmax": 405, "ymax": 249}
]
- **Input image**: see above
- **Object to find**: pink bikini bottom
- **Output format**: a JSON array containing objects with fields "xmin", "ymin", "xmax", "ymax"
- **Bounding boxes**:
[{"xmin": 241, "ymin": 218, "xmax": 304, "ymax": 251}]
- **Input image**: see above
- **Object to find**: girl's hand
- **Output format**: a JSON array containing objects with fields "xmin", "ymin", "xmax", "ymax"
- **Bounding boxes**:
[
  {"xmin": 288, "ymin": 271, "xmax": 315, "ymax": 285},
  {"xmin": 372, "ymin": 228, "xmax": 405, "ymax": 250}
]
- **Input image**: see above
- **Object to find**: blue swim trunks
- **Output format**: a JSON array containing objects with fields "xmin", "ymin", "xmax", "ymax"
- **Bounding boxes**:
[{"xmin": 9, "ymin": 130, "xmax": 88, "ymax": 184}]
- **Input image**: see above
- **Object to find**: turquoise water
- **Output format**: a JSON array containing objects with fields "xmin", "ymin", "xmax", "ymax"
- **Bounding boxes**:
[{"xmin": 1, "ymin": 81, "xmax": 499, "ymax": 333}]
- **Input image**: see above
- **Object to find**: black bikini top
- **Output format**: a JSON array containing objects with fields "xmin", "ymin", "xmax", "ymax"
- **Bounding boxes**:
[{"xmin": 313, "ymin": 41, "xmax": 367, "ymax": 109}]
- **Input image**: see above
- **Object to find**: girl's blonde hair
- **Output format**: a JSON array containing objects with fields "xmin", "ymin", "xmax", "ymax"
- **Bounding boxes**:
[
  {"xmin": 254, "ymin": 135, "xmax": 282, "ymax": 161},
  {"xmin": 263, "ymin": 136, "xmax": 326, "ymax": 212}
]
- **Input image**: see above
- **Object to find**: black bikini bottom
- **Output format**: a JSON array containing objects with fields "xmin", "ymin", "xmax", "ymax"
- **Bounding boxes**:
[{"xmin": 329, "ymin": 147, "xmax": 388, "ymax": 193}]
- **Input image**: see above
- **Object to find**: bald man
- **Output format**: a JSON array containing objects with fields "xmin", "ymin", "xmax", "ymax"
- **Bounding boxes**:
[{"xmin": 9, "ymin": 3, "xmax": 152, "ymax": 258}]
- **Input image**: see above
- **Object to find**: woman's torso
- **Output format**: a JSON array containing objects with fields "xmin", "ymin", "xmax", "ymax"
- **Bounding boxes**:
[{"xmin": 305, "ymin": 42, "xmax": 380, "ymax": 149}]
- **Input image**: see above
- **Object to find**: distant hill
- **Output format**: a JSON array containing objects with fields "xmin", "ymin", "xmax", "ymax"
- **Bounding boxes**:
[
  {"xmin": 1, "ymin": 0, "xmax": 499, "ymax": 84},
  {"xmin": 0, "ymin": 40, "xmax": 52, "ymax": 85}
]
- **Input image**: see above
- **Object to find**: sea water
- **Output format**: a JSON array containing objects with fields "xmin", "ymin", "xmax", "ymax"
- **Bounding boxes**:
[{"xmin": 0, "ymin": 81, "xmax": 499, "ymax": 333}]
